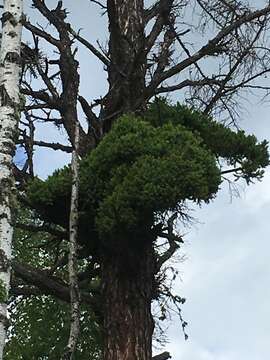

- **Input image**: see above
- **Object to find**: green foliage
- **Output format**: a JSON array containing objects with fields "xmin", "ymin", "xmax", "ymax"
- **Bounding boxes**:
[
  {"xmin": 145, "ymin": 99, "xmax": 269, "ymax": 182},
  {"xmin": 5, "ymin": 297, "xmax": 101, "ymax": 360},
  {"xmin": 26, "ymin": 102, "xmax": 269, "ymax": 244},
  {"xmin": 5, "ymin": 209, "xmax": 102, "ymax": 360},
  {"xmin": 81, "ymin": 115, "xmax": 220, "ymax": 238},
  {"xmin": 26, "ymin": 167, "xmax": 72, "ymax": 226}
]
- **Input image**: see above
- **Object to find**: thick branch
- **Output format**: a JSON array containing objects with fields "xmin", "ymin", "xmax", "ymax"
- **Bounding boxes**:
[
  {"xmin": 12, "ymin": 261, "xmax": 93, "ymax": 305},
  {"xmin": 15, "ymin": 222, "xmax": 67, "ymax": 238},
  {"xmin": 152, "ymin": 352, "xmax": 171, "ymax": 360},
  {"xmin": 23, "ymin": 18, "xmax": 60, "ymax": 47},
  {"xmin": 145, "ymin": 0, "xmax": 174, "ymax": 55},
  {"xmin": 155, "ymin": 78, "xmax": 222, "ymax": 94},
  {"xmin": 221, "ymin": 167, "xmax": 243, "ymax": 175},
  {"xmin": 156, "ymin": 214, "xmax": 183, "ymax": 270},
  {"xmin": 17, "ymin": 138, "xmax": 73, "ymax": 153},
  {"xmin": 21, "ymin": 88, "xmax": 61, "ymax": 109},
  {"xmin": 10, "ymin": 285, "xmax": 45, "ymax": 298},
  {"xmin": 78, "ymin": 95, "xmax": 102, "ymax": 138}
]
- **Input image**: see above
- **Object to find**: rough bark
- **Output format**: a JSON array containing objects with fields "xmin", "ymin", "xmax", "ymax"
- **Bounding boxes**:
[
  {"xmin": 101, "ymin": 3, "xmax": 157, "ymax": 359},
  {"xmin": 102, "ymin": 241, "xmax": 155, "ymax": 360},
  {"xmin": 62, "ymin": 122, "xmax": 80, "ymax": 359},
  {"xmin": 0, "ymin": 0, "xmax": 23, "ymax": 358},
  {"xmin": 103, "ymin": 0, "xmax": 146, "ymax": 130}
]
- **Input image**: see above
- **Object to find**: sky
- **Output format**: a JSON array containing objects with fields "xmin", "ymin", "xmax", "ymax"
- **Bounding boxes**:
[{"xmin": 20, "ymin": 1, "xmax": 270, "ymax": 359}]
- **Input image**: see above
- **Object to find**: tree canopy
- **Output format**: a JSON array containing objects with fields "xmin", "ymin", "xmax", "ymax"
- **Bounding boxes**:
[{"xmin": 26, "ymin": 102, "xmax": 268, "ymax": 243}]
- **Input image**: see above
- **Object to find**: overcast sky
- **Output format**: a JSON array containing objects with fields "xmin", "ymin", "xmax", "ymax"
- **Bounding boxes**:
[{"xmin": 21, "ymin": 1, "xmax": 270, "ymax": 359}]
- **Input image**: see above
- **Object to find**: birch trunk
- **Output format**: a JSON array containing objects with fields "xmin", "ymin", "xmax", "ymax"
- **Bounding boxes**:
[
  {"xmin": 0, "ymin": 0, "xmax": 23, "ymax": 358},
  {"xmin": 62, "ymin": 123, "xmax": 80, "ymax": 359}
]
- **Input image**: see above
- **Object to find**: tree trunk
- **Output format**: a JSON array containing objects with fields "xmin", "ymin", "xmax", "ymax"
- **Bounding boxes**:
[
  {"xmin": 0, "ymin": 0, "xmax": 23, "ymax": 358},
  {"xmin": 62, "ymin": 123, "xmax": 80, "ymax": 359},
  {"xmin": 103, "ymin": 0, "xmax": 146, "ymax": 129},
  {"xmin": 102, "ymin": 241, "xmax": 155, "ymax": 360},
  {"xmin": 102, "ymin": 4, "xmax": 154, "ymax": 355}
]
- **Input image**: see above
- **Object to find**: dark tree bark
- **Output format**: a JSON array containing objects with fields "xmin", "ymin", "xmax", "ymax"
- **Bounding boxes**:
[
  {"xmin": 101, "ymin": 4, "xmax": 155, "ymax": 355},
  {"xmin": 103, "ymin": 0, "xmax": 146, "ymax": 130},
  {"xmin": 102, "ymin": 240, "xmax": 155, "ymax": 360}
]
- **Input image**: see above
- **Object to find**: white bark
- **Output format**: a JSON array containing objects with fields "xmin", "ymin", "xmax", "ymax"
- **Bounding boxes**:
[
  {"xmin": 0, "ymin": 0, "xmax": 23, "ymax": 358},
  {"xmin": 62, "ymin": 122, "xmax": 80, "ymax": 359}
]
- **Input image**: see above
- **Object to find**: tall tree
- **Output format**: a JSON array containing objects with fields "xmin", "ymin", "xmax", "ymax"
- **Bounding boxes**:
[
  {"xmin": 0, "ymin": 0, "xmax": 23, "ymax": 358},
  {"xmin": 8, "ymin": 1, "xmax": 270, "ymax": 359}
]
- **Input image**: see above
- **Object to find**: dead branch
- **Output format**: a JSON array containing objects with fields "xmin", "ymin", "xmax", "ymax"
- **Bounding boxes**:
[
  {"xmin": 152, "ymin": 352, "xmax": 171, "ymax": 360},
  {"xmin": 12, "ymin": 261, "xmax": 94, "ymax": 305},
  {"xmin": 68, "ymin": 27, "xmax": 110, "ymax": 67},
  {"xmin": 17, "ymin": 138, "xmax": 73, "ymax": 153},
  {"xmin": 147, "ymin": 4, "xmax": 270, "ymax": 93},
  {"xmin": 156, "ymin": 214, "xmax": 183, "ymax": 270},
  {"xmin": 15, "ymin": 222, "xmax": 67, "ymax": 238}
]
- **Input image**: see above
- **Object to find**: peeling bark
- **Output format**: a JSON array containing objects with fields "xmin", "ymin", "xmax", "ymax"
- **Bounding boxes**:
[
  {"xmin": 62, "ymin": 122, "xmax": 80, "ymax": 359},
  {"xmin": 0, "ymin": 0, "xmax": 23, "ymax": 358}
]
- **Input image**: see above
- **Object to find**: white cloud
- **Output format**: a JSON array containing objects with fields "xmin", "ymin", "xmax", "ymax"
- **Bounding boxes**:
[
  {"xmin": 243, "ymin": 169, "xmax": 270, "ymax": 212},
  {"xmin": 167, "ymin": 341, "xmax": 239, "ymax": 360},
  {"xmin": 164, "ymin": 177, "xmax": 270, "ymax": 360}
]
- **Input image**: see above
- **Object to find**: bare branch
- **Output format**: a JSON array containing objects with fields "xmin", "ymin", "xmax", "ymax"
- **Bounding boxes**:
[
  {"xmin": 152, "ymin": 352, "xmax": 171, "ymax": 360},
  {"xmin": 78, "ymin": 95, "xmax": 102, "ymax": 138},
  {"xmin": 21, "ymin": 87, "xmax": 61, "ymax": 110},
  {"xmin": 204, "ymin": 22, "xmax": 266, "ymax": 114},
  {"xmin": 155, "ymin": 78, "xmax": 222, "ymax": 95},
  {"xmin": 156, "ymin": 214, "xmax": 183, "ymax": 270},
  {"xmin": 29, "ymin": 0, "xmax": 96, "ymax": 155},
  {"xmin": 17, "ymin": 138, "xmax": 73, "ymax": 153},
  {"xmin": 147, "ymin": 4, "xmax": 270, "ymax": 93},
  {"xmin": 15, "ymin": 222, "xmax": 68, "ymax": 238},
  {"xmin": 221, "ymin": 167, "xmax": 243, "ymax": 175},
  {"xmin": 89, "ymin": 0, "xmax": 107, "ymax": 10},
  {"xmin": 145, "ymin": 0, "xmax": 174, "ymax": 55},
  {"xmin": 68, "ymin": 27, "xmax": 110, "ymax": 67},
  {"xmin": 23, "ymin": 17, "xmax": 60, "ymax": 47},
  {"xmin": 12, "ymin": 261, "xmax": 94, "ymax": 305}
]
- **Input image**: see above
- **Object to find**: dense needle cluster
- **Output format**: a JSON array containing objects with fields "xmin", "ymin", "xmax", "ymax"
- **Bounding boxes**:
[{"xmin": 26, "ymin": 103, "xmax": 269, "ymax": 252}]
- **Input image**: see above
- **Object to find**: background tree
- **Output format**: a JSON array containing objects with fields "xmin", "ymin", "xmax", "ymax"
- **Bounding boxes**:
[
  {"xmin": 5, "ymin": 208, "xmax": 101, "ymax": 360},
  {"xmin": 6, "ymin": 1, "xmax": 270, "ymax": 359}
]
